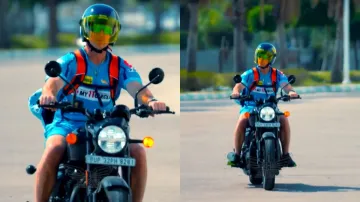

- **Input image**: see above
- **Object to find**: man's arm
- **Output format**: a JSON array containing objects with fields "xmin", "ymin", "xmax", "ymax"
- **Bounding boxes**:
[
  {"xmin": 232, "ymin": 70, "xmax": 252, "ymax": 94},
  {"xmin": 277, "ymin": 71, "xmax": 296, "ymax": 94},
  {"xmin": 42, "ymin": 77, "xmax": 64, "ymax": 96},
  {"xmin": 42, "ymin": 53, "xmax": 76, "ymax": 97},
  {"xmin": 126, "ymin": 82, "xmax": 155, "ymax": 106},
  {"xmin": 281, "ymin": 83, "xmax": 295, "ymax": 94}
]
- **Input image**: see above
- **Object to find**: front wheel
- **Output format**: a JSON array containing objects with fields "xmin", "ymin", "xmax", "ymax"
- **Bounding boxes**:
[
  {"xmin": 105, "ymin": 188, "xmax": 130, "ymax": 202},
  {"xmin": 262, "ymin": 138, "xmax": 276, "ymax": 190}
]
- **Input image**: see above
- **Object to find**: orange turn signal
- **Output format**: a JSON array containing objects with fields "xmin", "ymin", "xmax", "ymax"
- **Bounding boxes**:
[
  {"xmin": 284, "ymin": 111, "xmax": 290, "ymax": 117},
  {"xmin": 66, "ymin": 133, "xmax": 78, "ymax": 145},
  {"xmin": 143, "ymin": 136, "xmax": 154, "ymax": 148},
  {"xmin": 244, "ymin": 112, "xmax": 250, "ymax": 119}
]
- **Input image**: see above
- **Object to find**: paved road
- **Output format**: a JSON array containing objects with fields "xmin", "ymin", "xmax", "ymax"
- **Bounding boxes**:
[
  {"xmin": 181, "ymin": 93, "xmax": 360, "ymax": 202},
  {"xmin": 0, "ymin": 52, "xmax": 180, "ymax": 202}
]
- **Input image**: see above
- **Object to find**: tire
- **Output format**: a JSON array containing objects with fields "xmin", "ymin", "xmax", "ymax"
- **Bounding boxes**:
[
  {"xmin": 262, "ymin": 138, "xmax": 276, "ymax": 191},
  {"xmin": 249, "ymin": 175, "xmax": 262, "ymax": 185},
  {"xmin": 106, "ymin": 188, "xmax": 130, "ymax": 202}
]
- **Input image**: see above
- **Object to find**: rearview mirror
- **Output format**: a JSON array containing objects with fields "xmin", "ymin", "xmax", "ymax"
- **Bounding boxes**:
[
  {"xmin": 148, "ymin": 67, "xmax": 164, "ymax": 84},
  {"xmin": 45, "ymin": 61, "xmax": 62, "ymax": 78},
  {"xmin": 233, "ymin": 74, "xmax": 242, "ymax": 83},
  {"xmin": 287, "ymin": 75, "xmax": 296, "ymax": 85}
]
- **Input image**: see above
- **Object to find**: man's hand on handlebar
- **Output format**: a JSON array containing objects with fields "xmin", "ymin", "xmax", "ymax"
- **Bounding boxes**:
[
  {"xmin": 39, "ymin": 94, "xmax": 57, "ymax": 111},
  {"xmin": 289, "ymin": 91, "xmax": 299, "ymax": 98},
  {"xmin": 230, "ymin": 90, "xmax": 240, "ymax": 99},
  {"xmin": 148, "ymin": 100, "xmax": 167, "ymax": 117}
]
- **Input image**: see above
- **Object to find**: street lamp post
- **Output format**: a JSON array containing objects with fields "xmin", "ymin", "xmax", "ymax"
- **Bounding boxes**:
[{"xmin": 343, "ymin": 0, "xmax": 351, "ymax": 84}]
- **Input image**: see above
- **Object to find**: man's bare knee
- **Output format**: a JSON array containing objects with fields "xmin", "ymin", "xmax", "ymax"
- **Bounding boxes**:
[
  {"xmin": 236, "ymin": 115, "xmax": 249, "ymax": 132},
  {"xmin": 279, "ymin": 115, "xmax": 286, "ymax": 123},
  {"xmin": 41, "ymin": 135, "xmax": 66, "ymax": 168},
  {"xmin": 130, "ymin": 144, "xmax": 146, "ymax": 164}
]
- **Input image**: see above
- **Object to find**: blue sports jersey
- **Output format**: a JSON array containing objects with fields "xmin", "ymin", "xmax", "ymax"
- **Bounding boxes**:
[
  {"xmin": 236, "ymin": 67, "xmax": 289, "ymax": 107},
  {"xmin": 28, "ymin": 48, "xmax": 142, "ymax": 129}
]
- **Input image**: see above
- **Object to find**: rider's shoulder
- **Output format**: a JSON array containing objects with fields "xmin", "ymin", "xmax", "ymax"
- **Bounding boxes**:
[
  {"xmin": 242, "ymin": 68, "xmax": 255, "ymax": 77},
  {"xmin": 56, "ymin": 52, "xmax": 76, "ymax": 67},
  {"xmin": 118, "ymin": 56, "xmax": 135, "ymax": 70},
  {"xmin": 271, "ymin": 67, "xmax": 285, "ymax": 76}
]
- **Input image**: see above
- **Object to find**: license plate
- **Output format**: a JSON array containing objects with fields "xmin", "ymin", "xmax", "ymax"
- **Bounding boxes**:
[
  {"xmin": 255, "ymin": 122, "xmax": 280, "ymax": 128},
  {"xmin": 85, "ymin": 155, "xmax": 136, "ymax": 167}
]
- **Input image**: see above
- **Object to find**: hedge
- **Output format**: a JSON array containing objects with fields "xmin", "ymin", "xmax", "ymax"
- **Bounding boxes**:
[{"xmin": 180, "ymin": 68, "xmax": 360, "ymax": 92}]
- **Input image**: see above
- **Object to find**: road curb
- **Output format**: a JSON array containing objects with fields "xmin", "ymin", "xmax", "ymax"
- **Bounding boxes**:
[{"xmin": 180, "ymin": 84, "xmax": 360, "ymax": 101}]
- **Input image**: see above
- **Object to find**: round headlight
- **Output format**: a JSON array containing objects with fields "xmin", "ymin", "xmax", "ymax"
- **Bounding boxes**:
[
  {"xmin": 259, "ymin": 106, "xmax": 275, "ymax": 121},
  {"xmin": 97, "ymin": 126, "xmax": 127, "ymax": 154}
]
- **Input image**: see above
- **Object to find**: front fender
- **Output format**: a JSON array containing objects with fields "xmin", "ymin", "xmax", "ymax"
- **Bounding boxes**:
[
  {"xmin": 98, "ymin": 176, "xmax": 130, "ymax": 191},
  {"xmin": 261, "ymin": 132, "xmax": 276, "ymax": 140},
  {"xmin": 95, "ymin": 176, "xmax": 131, "ymax": 201}
]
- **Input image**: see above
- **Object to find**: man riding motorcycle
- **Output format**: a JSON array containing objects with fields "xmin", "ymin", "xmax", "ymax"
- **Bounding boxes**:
[
  {"xmin": 28, "ymin": 4, "xmax": 166, "ymax": 202},
  {"xmin": 227, "ymin": 43, "xmax": 297, "ymax": 168}
]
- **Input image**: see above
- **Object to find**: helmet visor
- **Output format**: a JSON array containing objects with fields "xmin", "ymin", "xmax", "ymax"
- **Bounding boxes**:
[
  {"xmin": 256, "ymin": 49, "xmax": 275, "ymax": 61},
  {"xmin": 83, "ymin": 15, "xmax": 120, "ymax": 36}
]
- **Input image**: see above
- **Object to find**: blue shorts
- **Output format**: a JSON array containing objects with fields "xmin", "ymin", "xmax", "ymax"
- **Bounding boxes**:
[
  {"xmin": 44, "ymin": 120, "xmax": 85, "ymax": 140},
  {"xmin": 28, "ymin": 88, "xmax": 85, "ymax": 141},
  {"xmin": 239, "ymin": 106, "xmax": 255, "ymax": 115},
  {"xmin": 233, "ymin": 100, "xmax": 255, "ymax": 115}
]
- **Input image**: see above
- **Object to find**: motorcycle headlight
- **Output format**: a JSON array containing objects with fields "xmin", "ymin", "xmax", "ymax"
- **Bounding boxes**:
[
  {"xmin": 259, "ymin": 106, "xmax": 275, "ymax": 121},
  {"xmin": 97, "ymin": 126, "xmax": 127, "ymax": 154}
]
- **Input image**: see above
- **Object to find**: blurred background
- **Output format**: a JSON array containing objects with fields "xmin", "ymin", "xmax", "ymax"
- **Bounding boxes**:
[
  {"xmin": 0, "ymin": 0, "xmax": 180, "ymax": 51},
  {"xmin": 180, "ymin": 0, "xmax": 360, "ymax": 92}
]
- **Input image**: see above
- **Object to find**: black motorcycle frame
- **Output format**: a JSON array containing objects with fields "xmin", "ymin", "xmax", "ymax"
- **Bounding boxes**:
[
  {"xmin": 230, "ymin": 74, "xmax": 300, "ymax": 190},
  {"xmin": 26, "ymin": 61, "xmax": 175, "ymax": 201}
]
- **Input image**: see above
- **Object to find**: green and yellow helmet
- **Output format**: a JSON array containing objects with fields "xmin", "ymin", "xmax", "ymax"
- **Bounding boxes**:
[
  {"xmin": 79, "ymin": 4, "xmax": 121, "ymax": 51},
  {"xmin": 254, "ymin": 43, "xmax": 277, "ymax": 68}
]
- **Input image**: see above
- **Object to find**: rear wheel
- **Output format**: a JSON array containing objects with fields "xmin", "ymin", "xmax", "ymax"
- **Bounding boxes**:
[
  {"xmin": 262, "ymin": 138, "xmax": 276, "ymax": 191},
  {"xmin": 249, "ymin": 175, "xmax": 262, "ymax": 185}
]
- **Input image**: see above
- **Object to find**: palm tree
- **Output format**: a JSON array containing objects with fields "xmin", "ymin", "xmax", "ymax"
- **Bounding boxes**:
[
  {"xmin": 47, "ymin": 0, "xmax": 58, "ymax": 47},
  {"xmin": 261, "ymin": 0, "xmax": 300, "ymax": 69},
  {"xmin": 0, "ymin": 0, "xmax": 10, "ymax": 48},
  {"xmin": 182, "ymin": 0, "xmax": 200, "ymax": 90},
  {"xmin": 231, "ymin": 0, "xmax": 246, "ymax": 73}
]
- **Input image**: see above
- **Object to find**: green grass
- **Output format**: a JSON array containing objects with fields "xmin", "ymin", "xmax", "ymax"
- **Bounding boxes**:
[
  {"xmin": 180, "ymin": 68, "xmax": 360, "ymax": 92},
  {"xmin": 10, "ymin": 31, "xmax": 180, "ymax": 49}
]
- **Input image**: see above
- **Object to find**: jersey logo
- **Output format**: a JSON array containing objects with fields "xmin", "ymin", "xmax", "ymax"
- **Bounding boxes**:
[
  {"xmin": 83, "ymin": 76, "xmax": 93, "ymax": 84},
  {"xmin": 76, "ymin": 86, "xmax": 111, "ymax": 102}
]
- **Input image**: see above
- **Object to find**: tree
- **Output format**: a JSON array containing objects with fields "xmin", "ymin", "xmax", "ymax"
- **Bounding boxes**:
[
  {"xmin": 137, "ymin": 0, "xmax": 175, "ymax": 35},
  {"xmin": 224, "ymin": 0, "xmax": 246, "ymax": 72},
  {"xmin": 19, "ymin": 0, "xmax": 74, "ymax": 47},
  {"xmin": 185, "ymin": 0, "xmax": 200, "ymax": 90},
  {"xmin": 0, "ymin": 0, "xmax": 10, "ymax": 48},
  {"xmin": 309, "ymin": 0, "xmax": 359, "ymax": 82}
]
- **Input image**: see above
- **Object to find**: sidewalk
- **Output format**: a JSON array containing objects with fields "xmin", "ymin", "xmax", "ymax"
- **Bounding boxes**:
[{"xmin": 180, "ymin": 84, "xmax": 360, "ymax": 101}]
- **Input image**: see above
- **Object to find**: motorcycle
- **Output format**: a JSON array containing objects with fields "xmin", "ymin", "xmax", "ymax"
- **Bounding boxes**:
[
  {"xmin": 26, "ymin": 61, "xmax": 176, "ymax": 201},
  {"xmin": 228, "ymin": 74, "xmax": 301, "ymax": 191}
]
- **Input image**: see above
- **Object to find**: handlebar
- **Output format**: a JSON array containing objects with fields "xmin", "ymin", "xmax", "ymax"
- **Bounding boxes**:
[
  {"xmin": 37, "ymin": 101, "xmax": 175, "ymax": 118},
  {"xmin": 276, "ymin": 94, "xmax": 301, "ymax": 102},
  {"xmin": 230, "ymin": 94, "xmax": 301, "ymax": 102}
]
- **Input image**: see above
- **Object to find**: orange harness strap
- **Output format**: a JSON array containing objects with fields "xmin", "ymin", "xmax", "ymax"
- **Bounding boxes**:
[
  {"xmin": 249, "ymin": 67, "xmax": 277, "ymax": 92},
  {"xmin": 62, "ymin": 49, "xmax": 86, "ymax": 95},
  {"xmin": 61, "ymin": 49, "xmax": 120, "ymax": 104},
  {"xmin": 108, "ymin": 55, "xmax": 119, "ymax": 104}
]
